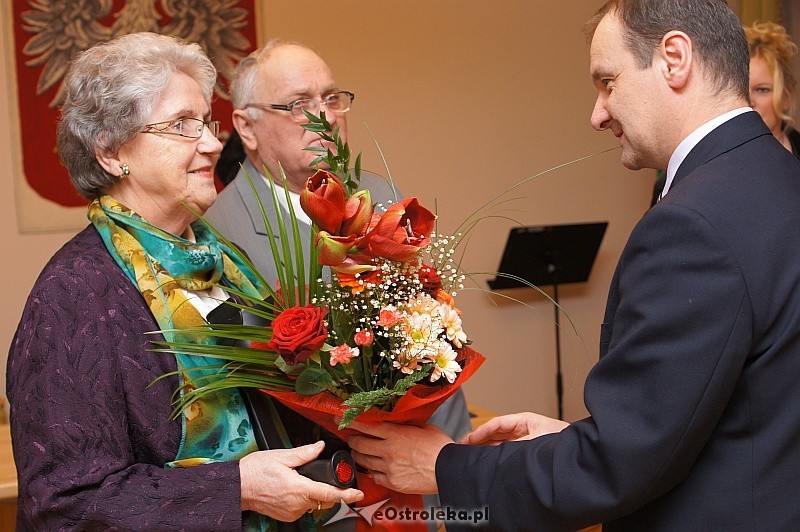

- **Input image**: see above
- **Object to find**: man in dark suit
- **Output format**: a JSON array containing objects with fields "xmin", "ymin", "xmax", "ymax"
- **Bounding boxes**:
[{"xmin": 348, "ymin": 0, "xmax": 800, "ymax": 529}]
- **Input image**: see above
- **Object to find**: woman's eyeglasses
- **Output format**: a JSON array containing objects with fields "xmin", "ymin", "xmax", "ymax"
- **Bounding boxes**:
[{"xmin": 141, "ymin": 118, "xmax": 221, "ymax": 139}]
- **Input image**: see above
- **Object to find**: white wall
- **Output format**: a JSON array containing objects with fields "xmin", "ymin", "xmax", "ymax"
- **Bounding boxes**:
[{"xmin": 2, "ymin": 1, "xmax": 654, "ymax": 422}]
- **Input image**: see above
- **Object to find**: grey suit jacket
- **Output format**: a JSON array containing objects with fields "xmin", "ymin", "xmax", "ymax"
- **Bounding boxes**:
[{"xmin": 204, "ymin": 158, "xmax": 471, "ymax": 441}]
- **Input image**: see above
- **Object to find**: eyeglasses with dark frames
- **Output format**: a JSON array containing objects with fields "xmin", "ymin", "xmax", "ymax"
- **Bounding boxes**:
[
  {"xmin": 243, "ymin": 91, "xmax": 355, "ymax": 121},
  {"xmin": 141, "ymin": 118, "xmax": 221, "ymax": 139}
]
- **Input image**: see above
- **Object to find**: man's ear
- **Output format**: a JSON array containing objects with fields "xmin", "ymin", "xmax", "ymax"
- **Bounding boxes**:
[
  {"xmin": 233, "ymin": 109, "xmax": 259, "ymax": 152},
  {"xmin": 95, "ymin": 145, "xmax": 123, "ymax": 177},
  {"xmin": 660, "ymin": 30, "xmax": 692, "ymax": 89}
]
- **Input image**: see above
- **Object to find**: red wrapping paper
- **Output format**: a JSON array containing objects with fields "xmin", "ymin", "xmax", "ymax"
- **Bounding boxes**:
[
  {"xmin": 264, "ymin": 346, "xmax": 484, "ymax": 438},
  {"xmin": 264, "ymin": 346, "xmax": 485, "ymax": 531}
]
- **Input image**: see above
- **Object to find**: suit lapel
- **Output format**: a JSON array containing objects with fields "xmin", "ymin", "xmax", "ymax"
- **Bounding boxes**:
[
  {"xmin": 233, "ymin": 159, "xmax": 278, "ymax": 236},
  {"xmin": 673, "ymin": 111, "xmax": 772, "ymax": 187}
]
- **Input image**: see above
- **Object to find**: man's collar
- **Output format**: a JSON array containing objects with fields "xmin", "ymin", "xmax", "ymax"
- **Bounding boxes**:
[{"xmin": 660, "ymin": 107, "xmax": 752, "ymax": 199}]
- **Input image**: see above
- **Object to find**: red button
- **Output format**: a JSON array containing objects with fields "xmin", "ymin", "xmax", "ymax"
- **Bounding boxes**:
[{"xmin": 335, "ymin": 459, "xmax": 354, "ymax": 483}]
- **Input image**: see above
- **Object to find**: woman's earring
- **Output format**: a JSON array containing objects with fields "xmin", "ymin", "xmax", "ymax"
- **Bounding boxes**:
[{"xmin": 120, "ymin": 163, "xmax": 130, "ymax": 178}]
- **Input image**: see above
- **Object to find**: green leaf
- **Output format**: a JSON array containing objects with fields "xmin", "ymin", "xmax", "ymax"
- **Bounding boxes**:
[
  {"xmin": 337, "ymin": 370, "xmax": 430, "ymax": 428},
  {"xmin": 295, "ymin": 366, "xmax": 336, "ymax": 394},
  {"xmin": 241, "ymin": 166, "xmax": 290, "ymax": 304},
  {"xmin": 339, "ymin": 407, "xmax": 362, "ymax": 428},
  {"xmin": 303, "ymin": 123, "xmax": 327, "ymax": 133},
  {"xmin": 170, "ymin": 373, "xmax": 295, "ymax": 419},
  {"xmin": 275, "ymin": 355, "xmax": 304, "ymax": 375}
]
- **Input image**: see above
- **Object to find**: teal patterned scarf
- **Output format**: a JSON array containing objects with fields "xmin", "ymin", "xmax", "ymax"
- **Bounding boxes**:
[{"xmin": 89, "ymin": 195, "xmax": 315, "ymax": 530}]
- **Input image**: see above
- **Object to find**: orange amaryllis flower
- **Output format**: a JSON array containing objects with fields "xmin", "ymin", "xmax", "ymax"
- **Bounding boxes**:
[
  {"xmin": 362, "ymin": 198, "xmax": 436, "ymax": 262},
  {"xmin": 300, "ymin": 170, "xmax": 347, "ymax": 234},
  {"xmin": 330, "ymin": 257, "xmax": 378, "ymax": 275},
  {"xmin": 315, "ymin": 231, "xmax": 357, "ymax": 267},
  {"xmin": 340, "ymin": 189, "xmax": 373, "ymax": 237}
]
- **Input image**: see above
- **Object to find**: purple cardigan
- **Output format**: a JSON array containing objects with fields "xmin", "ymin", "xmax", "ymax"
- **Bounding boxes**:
[{"xmin": 7, "ymin": 225, "xmax": 244, "ymax": 530}]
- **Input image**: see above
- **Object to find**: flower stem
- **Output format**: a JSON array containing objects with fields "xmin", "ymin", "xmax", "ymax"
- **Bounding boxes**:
[{"xmin": 361, "ymin": 344, "xmax": 373, "ymax": 391}]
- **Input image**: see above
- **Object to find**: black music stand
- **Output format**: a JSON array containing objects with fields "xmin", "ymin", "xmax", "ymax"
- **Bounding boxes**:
[{"xmin": 488, "ymin": 222, "xmax": 608, "ymax": 420}]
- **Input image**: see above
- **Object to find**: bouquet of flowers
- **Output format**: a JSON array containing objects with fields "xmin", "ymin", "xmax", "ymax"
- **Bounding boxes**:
[{"xmin": 158, "ymin": 112, "xmax": 484, "ymax": 434}]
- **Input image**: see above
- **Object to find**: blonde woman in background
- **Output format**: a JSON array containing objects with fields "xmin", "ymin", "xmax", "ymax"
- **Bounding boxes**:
[{"xmin": 746, "ymin": 21, "xmax": 800, "ymax": 159}]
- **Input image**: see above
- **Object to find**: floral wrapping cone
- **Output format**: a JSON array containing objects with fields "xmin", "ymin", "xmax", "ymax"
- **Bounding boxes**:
[
  {"xmin": 263, "ymin": 347, "xmax": 483, "ymax": 437},
  {"xmin": 155, "ymin": 113, "xmax": 490, "ymax": 530},
  {"xmin": 265, "ymin": 347, "xmax": 484, "ymax": 532}
]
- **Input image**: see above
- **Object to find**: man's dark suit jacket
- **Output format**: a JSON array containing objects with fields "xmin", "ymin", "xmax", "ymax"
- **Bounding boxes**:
[{"xmin": 436, "ymin": 111, "xmax": 800, "ymax": 531}]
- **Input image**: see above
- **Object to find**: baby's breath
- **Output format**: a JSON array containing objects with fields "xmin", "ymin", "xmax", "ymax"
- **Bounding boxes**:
[{"xmin": 316, "ymin": 244, "xmax": 468, "ymax": 396}]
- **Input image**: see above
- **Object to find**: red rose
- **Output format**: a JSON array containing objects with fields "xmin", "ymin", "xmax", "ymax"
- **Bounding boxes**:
[{"xmin": 267, "ymin": 305, "xmax": 329, "ymax": 365}]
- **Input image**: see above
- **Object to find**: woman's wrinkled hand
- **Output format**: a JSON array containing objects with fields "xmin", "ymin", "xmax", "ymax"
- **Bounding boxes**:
[{"xmin": 239, "ymin": 441, "xmax": 363, "ymax": 522}]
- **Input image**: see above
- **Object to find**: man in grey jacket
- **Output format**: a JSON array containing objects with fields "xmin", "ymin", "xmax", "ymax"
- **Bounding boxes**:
[{"xmin": 204, "ymin": 40, "xmax": 472, "ymax": 445}]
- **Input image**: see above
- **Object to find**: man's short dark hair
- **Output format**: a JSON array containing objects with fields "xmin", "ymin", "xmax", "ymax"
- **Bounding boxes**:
[{"xmin": 585, "ymin": 0, "xmax": 749, "ymax": 101}]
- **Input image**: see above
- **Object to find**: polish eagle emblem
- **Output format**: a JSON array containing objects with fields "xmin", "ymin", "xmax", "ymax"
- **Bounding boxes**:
[{"xmin": 20, "ymin": 0, "xmax": 251, "ymax": 108}]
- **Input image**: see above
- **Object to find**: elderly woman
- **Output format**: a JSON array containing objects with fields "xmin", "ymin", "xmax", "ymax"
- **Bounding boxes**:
[
  {"xmin": 746, "ymin": 21, "xmax": 800, "ymax": 159},
  {"xmin": 6, "ymin": 32, "xmax": 361, "ymax": 530}
]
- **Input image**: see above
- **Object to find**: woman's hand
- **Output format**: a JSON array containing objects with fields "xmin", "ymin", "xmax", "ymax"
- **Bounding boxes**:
[
  {"xmin": 239, "ymin": 441, "xmax": 363, "ymax": 522},
  {"xmin": 460, "ymin": 412, "xmax": 569, "ymax": 445}
]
